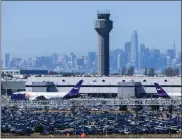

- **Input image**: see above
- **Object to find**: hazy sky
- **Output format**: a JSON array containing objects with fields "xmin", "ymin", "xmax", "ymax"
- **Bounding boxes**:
[{"xmin": 2, "ymin": 1, "xmax": 181, "ymax": 59}]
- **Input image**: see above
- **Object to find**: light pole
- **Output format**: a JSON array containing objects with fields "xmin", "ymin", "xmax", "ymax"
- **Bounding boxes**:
[
  {"xmin": 82, "ymin": 114, "xmax": 85, "ymax": 134},
  {"xmin": 106, "ymin": 113, "xmax": 108, "ymax": 137},
  {"xmin": 97, "ymin": 87, "xmax": 100, "ymax": 99},
  {"xmin": 169, "ymin": 80, "xmax": 174, "ymax": 95},
  {"xmin": 87, "ymin": 81, "xmax": 90, "ymax": 98},
  {"xmin": 75, "ymin": 119, "xmax": 76, "ymax": 136},
  {"xmin": 122, "ymin": 84, "xmax": 124, "ymax": 98},
  {"xmin": 180, "ymin": 106, "xmax": 182, "ymax": 138},
  {"xmin": 168, "ymin": 80, "xmax": 174, "ymax": 138}
]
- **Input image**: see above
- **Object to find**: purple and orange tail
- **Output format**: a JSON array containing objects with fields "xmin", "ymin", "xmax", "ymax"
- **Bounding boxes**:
[
  {"xmin": 63, "ymin": 80, "xmax": 83, "ymax": 99},
  {"xmin": 154, "ymin": 83, "xmax": 170, "ymax": 98}
]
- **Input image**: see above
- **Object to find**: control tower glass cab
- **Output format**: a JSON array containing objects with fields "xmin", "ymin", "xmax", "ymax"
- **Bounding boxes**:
[{"xmin": 94, "ymin": 12, "xmax": 113, "ymax": 76}]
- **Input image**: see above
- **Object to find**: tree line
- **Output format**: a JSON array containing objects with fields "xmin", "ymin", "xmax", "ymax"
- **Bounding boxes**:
[
  {"xmin": 1, "ymin": 67, "xmax": 180, "ymax": 77},
  {"xmin": 120, "ymin": 66, "xmax": 180, "ymax": 77},
  {"xmin": 163, "ymin": 67, "xmax": 180, "ymax": 77}
]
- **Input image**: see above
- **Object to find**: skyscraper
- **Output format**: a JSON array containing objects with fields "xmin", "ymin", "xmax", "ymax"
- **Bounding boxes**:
[
  {"xmin": 124, "ymin": 42, "xmax": 131, "ymax": 54},
  {"xmin": 95, "ymin": 11, "xmax": 113, "ymax": 76},
  {"xmin": 77, "ymin": 57, "xmax": 84, "ymax": 67},
  {"xmin": 87, "ymin": 52, "xmax": 96, "ymax": 69},
  {"xmin": 166, "ymin": 49, "xmax": 174, "ymax": 61},
  {"xmin": 35, "ymin": 56, "xmax": 52, "ymax": 69},
  {"xmin": 152, "ymin": 49, "xmax": 161, "ymax": 68},
  {"xmin": 139, "ymin": 44, "xmax": 145, "ymax": 69},
  {"xmin": 131, "ymin": 30, "xmax": 139, "ymax": 68},
  {"xmin": 166, "ymin": 56, "xmax": 171, "ymax": 68},
  {"xmin": 117, "ymin": 50, "xmax": 126, "ymax": 71},
  {"xmin": 52, "ymin": 53, "xmax": 58, "ymax": 66},
  {"xmin": 124, "ymin": 42, "xmax": 131, "ymax": 64},
  {"xmin": 144, "ymin": 48, "xmax": 151, "ymax": 68},
  {"xmin": 110, "ymin": 49, "xmax": 123, "ymax": 72},
  {"xmin": 68, "ymin": 52, "xmax": 76, "ymax": 64},
  {"xmin": 5, "ymin": 53, "xmax": 10, "ymax": 68}
]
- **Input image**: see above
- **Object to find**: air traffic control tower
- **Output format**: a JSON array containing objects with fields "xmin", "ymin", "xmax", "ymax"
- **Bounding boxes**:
[{"xmin": 95, "ymin": 11, "xmax": 113, "ymax": 76}]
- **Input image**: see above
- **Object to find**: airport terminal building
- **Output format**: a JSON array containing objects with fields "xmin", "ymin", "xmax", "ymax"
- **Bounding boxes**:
[{"xmin": 24, "ymin": 76, "xmax": 181, "ymax": 98}]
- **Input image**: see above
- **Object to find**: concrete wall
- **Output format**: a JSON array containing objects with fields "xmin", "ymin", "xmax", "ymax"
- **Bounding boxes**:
[
  {"xmin": 1, "ymin": 80, "xmax": 26, "ymax": 95},
  {"xmin": 32, "ymin": 82, "xmax": 47, "ymax": 92},
  {"xmin": 1, "ymin": 80, "xmax": 25, "ymax": 89},
  {"xmin": 118, "ymin": 82, "xmax": 135, "ymax": 98},
  {"xmin": 32, "ymin": 81, "xmax": 58, "ymax": 92}
]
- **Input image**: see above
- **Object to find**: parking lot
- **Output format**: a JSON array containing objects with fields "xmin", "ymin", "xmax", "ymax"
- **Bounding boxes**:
[{"xmin": 1, "ymin": 102, "xmax": 182, "ymax": 138}]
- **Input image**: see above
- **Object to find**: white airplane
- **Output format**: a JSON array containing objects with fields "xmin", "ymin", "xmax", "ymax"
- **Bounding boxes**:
[
  {"xmin": 154, "ymin": 83, "xmax": 181, "ymax": 98},
  {"xmin": 11, "ymin": 80, "xmax": 83, "ymax": 100}
]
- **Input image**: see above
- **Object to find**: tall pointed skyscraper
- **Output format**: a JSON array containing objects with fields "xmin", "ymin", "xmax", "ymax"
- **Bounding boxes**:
[{"xmin": 131, "ymin": 30, "xmax": 139, "ymax": 68}]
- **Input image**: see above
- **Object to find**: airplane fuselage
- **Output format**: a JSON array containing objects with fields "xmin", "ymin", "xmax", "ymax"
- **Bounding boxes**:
[
  {"xmin": 154, "ymin": 93, "xmax": 181, "ymax": 99},
  {"xmin": 12, "ymin": 92, "xmax": 79, "ymax": 100},
  {"xmin": 11, "ymin": 80, "xmax": 84, "ymax": 101}
]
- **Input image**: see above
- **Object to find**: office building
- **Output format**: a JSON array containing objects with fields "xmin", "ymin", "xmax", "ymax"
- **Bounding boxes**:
[
  {"xmin": 139, "ymin": 44, "xmax": 145, "ymax": 69},
  {"xmin": 124, "ymin": 42, "xmax": 131, "ymax": 63},
  {"xmin": 5, "ymin": 53, "xmax": 10, "ymax": 68},
  {"xmin": 131, "ymin": 30, "xmax": 139, "ymax": 68},
  {"xmin": 87, "ymin": 52, "xmax": 96, "ymax": 69}
]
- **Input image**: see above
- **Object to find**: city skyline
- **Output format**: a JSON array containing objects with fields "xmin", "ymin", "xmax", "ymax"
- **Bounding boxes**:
[
  {"xmin": 4, "ymin": 42, "xmax": 181, "ymax": 62},
  {"xmin": 2, "ymin": 1, "xmax": 181, "ymax": 59},
  {"xmin": 3, "ymin": 42, "xmax": 181, "ymax": 74}
]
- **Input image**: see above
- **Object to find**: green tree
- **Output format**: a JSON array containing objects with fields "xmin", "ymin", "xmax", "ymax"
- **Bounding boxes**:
[
  {"xmin": 166, "ymin": 67, "xmax": 177, "ymax": 77},
  {"xmin": 1, "ymin": 72, "xmax": 5, "ymax": 78},
  {"xmin": 169, "ymin": 67, "xmax": 173, "ymax": 76},
  {"xmin": 174, "ymin": 68, "xmax": 179, "ymax": 76},
  {"xmin": 127, "ymin": 67, "xmax": 130, "ymax": 76},
  {"xmin": 48, "ymin": 71, "xmax": 58, "ymax": 75},
  {"xmin": 144, "ymin": 68, "xmax": 148, "ymax": 76},
  {"xmin": 169, "ymin": 105, "xmax": 173, "ymax": 114},
  {"xmin": 119, "ymin": 105, "xmax": 127, "ymax": 111},
  {"xmin": 163, "ymin": 69, "xmax": 166, "ymax": 76},
  {"xmin": 127, "ymin": 66, "xmax": 135, "ymax": 76},
  {"xmin": 148, "ymin": 68, "xmax": 155, "ymax": 77},
  {"xmin": 131, "ymin": 66, "xmax": 135, "ymax": 75},
  {"xmin": 165, "ymin": 67, "xmax": 169, "ymax": 76},
  {"xmin": 165, "ymin": 67, "xmax": 172, "ymax": 76},
  {"xmin": 150, "ymin": 105, "xmax": 159, "ymax": 111},
  {"xmin": 172, "ymin": 68, "xmax": 175, "ymax": 76},
  {"xmin": 152, "ymin": 68, "xmax": 155, "ymax": 76},
  {"xmin": 121, "ymin": 66, "xmax": 125, "ymax": 75},
  {"xmin": 35, "ymin": 124, "xmax": 44, "ymax": 133},
  {"xmin": 6, "ymin": 74, "xmax": 13, "ymax": 78}
]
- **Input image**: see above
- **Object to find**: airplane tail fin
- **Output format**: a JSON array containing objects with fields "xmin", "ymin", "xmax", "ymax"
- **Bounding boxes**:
[
  {"xmin": 63, "ymin": 80, "xmax": 83, "ymax": 99},
  {"xmin": 154, "ymin": 83, "xmax": 170, "ymax": 98}
]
